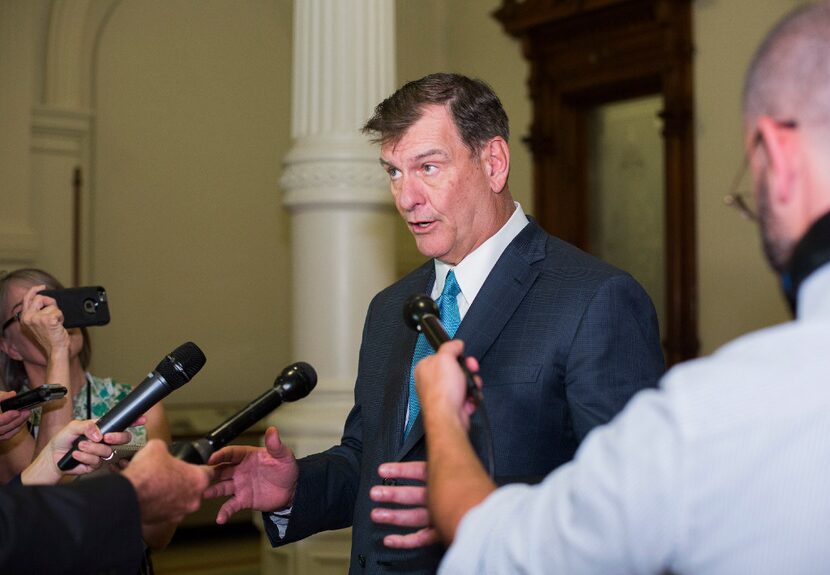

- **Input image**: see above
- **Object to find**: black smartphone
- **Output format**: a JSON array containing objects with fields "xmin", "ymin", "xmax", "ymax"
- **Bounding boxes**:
[
  {"xmin": 39, "ymin": 286, "xmax": 110, "ymax": 329},
  {"xmin": 0, "ymin": 384, "xmax": 68, "ymax": 412}
]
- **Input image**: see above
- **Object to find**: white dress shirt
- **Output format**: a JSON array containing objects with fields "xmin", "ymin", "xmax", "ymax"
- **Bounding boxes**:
[
  {"xmin": 442, "ymin": 262, "xmax": 830, "ymax": 574},
  {"xmin": 432, "ymin": 202, "xmax": 529, "ymax": 317}
]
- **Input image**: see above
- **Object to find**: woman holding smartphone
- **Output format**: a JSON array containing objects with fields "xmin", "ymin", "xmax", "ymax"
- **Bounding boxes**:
[{"xmin": 0, "ymin": 268, "xmax": 177, "ymax": 563}]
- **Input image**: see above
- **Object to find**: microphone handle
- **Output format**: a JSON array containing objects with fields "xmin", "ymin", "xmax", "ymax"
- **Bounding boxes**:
[
  {"xmin": 204, "ymin": 388, "xmax": 284, "ymax": 454},
  {"xmin": 57, "ymin": 372, "xmax": 172, "ymax": 471},
  {"xmin": 420, "ymin": 315, "xmax": 483, "ymax": 403},
  {"xmin": 169, "ymin": 438, "xmax": 212, "ymax": 464}
]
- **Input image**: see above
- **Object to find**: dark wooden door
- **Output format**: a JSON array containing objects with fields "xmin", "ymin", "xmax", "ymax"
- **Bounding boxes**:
[{"xmin": 495, "ymin": 0, "xmax": 698, "ymax": 365}]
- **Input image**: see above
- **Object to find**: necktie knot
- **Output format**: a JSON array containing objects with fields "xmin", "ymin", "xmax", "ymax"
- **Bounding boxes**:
[{"xmin": 439, "ymin": 270, "xmax": 461, "ymax": 302}]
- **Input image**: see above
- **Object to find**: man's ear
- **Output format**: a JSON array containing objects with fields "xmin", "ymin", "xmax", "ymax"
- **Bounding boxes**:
[
  {"xmin": 756, "ymin": 116, "xmax": 799, "ymax": 205},
  {"xmin": 482, "ymin": 137, "xmax": 510, "ymax": 193}
]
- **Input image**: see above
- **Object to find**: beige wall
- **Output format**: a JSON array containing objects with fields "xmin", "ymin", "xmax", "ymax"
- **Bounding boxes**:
[
  {"xmin": 90, "ymin": 0, "xmax": 293, "ymax": 405},
  {"xmin": 694, "ymin": 0, "xmax": 803, "ymax": 353},
  {"xmin": 0, "ymin": 0, "xmax": 809, "ymax": 412}
]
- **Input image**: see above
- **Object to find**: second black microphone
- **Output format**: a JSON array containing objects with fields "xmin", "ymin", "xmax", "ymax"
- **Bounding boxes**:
[{"xmin": 171, "ymin": 361, "xmax": 317, "ymax": 464}]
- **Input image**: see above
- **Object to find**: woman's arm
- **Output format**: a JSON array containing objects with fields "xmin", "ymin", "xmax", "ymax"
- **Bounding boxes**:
[
  {"xmin": 0, "ymin": 424, "xmax": 35, "ymax": 483},
  {"xmin": 16, "ymin": 285, "xmax": 75, "ymax": 456}
]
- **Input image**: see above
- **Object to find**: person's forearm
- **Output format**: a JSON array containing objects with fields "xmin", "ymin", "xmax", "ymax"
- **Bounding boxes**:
[
  {"xmin": 141, "ymin": 406, "xmax": 176, "ymax": 549},
  {"xmin": 423, "ymin": 410, "xmax": 495, "ymax": 544},
  {"xmin": 0, "ymin": 427, "xmax": 36, "ymax": 483},
  {"xmin": 143, "ymin": 520, "xmax": 177, "ymax": 550},
  {"xmin": 33, "ymin": 348, "xmax": 74, "ymax": 454}
]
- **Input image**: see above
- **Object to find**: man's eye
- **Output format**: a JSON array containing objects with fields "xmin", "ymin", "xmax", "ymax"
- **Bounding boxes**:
[
  {"xmin": 387, "ymin": 167, "xmax": 401, "ymax": 179},
  {"xmin": 423, "ymin": 164, "xmax": 437, "ymax": 175}
]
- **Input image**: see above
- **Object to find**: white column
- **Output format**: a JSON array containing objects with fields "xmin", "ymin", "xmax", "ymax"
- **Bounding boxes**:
[{"xmin": 264, "ymin": 1, "xmax": 397, "ymax": 573}]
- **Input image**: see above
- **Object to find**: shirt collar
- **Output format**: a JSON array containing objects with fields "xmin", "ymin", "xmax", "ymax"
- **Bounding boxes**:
[
  {"xmin": 797, "ymin": 260, "xmax": 830, "ymax": 320},
  {"xmin": 432, "ymin": 202, "xmax": 529, "ymax": 313}
]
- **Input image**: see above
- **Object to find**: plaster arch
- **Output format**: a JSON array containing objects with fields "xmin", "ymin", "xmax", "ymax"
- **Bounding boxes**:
[{"xmin": 43, "ymin": 0, "xmax": 122, "ymax": 110}]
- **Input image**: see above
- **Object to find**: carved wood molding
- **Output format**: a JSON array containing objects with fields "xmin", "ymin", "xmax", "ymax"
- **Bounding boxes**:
[{"xmin": 495, "ymin": 0, "xmax": 698, "ymax": 364}]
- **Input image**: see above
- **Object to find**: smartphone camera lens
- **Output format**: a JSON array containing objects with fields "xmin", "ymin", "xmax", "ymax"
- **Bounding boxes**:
[{"xmin": 83, "ymin": 299, "xmax": 98, "ymax": 314}]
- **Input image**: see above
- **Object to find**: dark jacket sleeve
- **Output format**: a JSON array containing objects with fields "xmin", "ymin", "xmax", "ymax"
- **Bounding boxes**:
[
  {"xmin": 0, "ymin": 475, "xmax": 144, "ymax": 575},
  {"xmin": 564, "ymin": 273, "xmax": 665, "ymax": 440}
]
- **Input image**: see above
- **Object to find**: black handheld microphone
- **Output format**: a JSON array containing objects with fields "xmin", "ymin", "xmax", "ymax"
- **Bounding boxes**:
[
  {"xmin": 57, "ymin": 341, "xmax": 206, "ymax": 471},
  {"xmin": 170, "ymin": 362, "xmax": 317, "ymax": 464},
  {"xmin": 403, "ymin": 294, "xmax": 483, "ymax": 403}
]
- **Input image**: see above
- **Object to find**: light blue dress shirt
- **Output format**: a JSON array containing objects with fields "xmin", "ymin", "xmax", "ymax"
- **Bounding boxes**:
[{"xmin": 441, "ymin": 262, "xmax": 830, "ymax": 574}]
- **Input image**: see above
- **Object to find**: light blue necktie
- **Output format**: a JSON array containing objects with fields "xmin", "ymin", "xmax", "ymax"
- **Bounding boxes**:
[{"xmin": 404, "ymin": 270, "xmax": 461, "ymax": 438}]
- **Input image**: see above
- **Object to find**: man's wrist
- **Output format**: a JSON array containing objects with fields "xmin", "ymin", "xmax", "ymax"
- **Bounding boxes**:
[{"xmin": 422, "ymin": 405, "xmax": 466, "ymax": 434}]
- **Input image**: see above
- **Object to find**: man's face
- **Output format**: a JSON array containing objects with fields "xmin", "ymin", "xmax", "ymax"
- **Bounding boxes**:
[
  {"xmin": 380, "ymin": 105, "xmax": 501, "ymax": 266},
  {"xmin": 749, "ymin": 128, "xmax": 796, "ymax": 273},
  {"xmin": 757, "ymin": 173, "xmax": 795, "ymax": 274}
]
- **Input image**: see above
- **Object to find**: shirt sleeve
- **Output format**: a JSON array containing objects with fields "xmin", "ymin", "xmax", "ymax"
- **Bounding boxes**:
[
  {"xmin": 266, "ymin": 506, "xmax": 293, "ymax": 539},
  {"xmin": 439, "ymin": 388, "xmax": 684, "ymax": 574}
]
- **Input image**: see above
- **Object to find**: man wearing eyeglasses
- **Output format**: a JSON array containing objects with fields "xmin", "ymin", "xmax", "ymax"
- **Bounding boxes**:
[{"xmin": 415, "ymin": 3, "xmax": 830, "ymax": 573}]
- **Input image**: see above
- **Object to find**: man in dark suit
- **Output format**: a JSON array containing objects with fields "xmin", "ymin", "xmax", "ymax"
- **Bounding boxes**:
[{"xmin": 205, "ymin": 73, "xmax": 664, "ymax": 573}]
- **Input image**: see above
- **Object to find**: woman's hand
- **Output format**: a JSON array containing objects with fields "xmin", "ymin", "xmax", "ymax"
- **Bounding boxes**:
[
  {"xmin": 18, "ymin": 284, "xmax": 70, "ymax": 361},
  {"xmin": 21, "ymin": 419, "xmax": 135, "ymax": 485}
]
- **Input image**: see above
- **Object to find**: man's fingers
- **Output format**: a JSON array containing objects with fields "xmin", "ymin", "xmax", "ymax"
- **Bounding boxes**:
[
  {"xmin": 209, "ymin": 461, "xmax": 241, "ymax": 483},
  {"xmin": 216, "ymin": 499, "xmax": 241, "ymax": 525},
  {"xmin": 263, "ymin": 427, "xmax": 290, "ymax": 459},
  {"xmin": 199, "ymin": 464, "xmax": 215, "ymax": 483},
  {"xmin": 383, "ymin": 528, "xmax": 439, "ymax": 549},
  {"xmin": 437, "ymin": 339, "xmax": 465, "ymax": 357},
  {"xmin": 208, "ymin": 446, "xmax": 250, "ymax": 466},
  {"xmin": 203, "ymin": 479, "xmax": 234, "ymax": 499},
  {"xmin": 370, "ymin": 485, "xmax": 426, "ymax": 505},
  {"xmin": 370, "ymin": 506, "xmax": 429, "ymax": 527},
  {"xmin": 465, "ymin": 355, "xmax": 481, "ymax": 377},
  {"xmin": 377, "ymin": 461, "xmax": 427, "ymax": 481}
]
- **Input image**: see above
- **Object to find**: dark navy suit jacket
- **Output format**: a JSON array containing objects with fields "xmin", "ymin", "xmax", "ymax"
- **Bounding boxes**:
[
  {"xmin": 1, "ymin": 474, "xmax": 143, "ymax": 574},
  {"xmin": 266, "ymin": 220, "xmax": 665, "ymax": 573}
]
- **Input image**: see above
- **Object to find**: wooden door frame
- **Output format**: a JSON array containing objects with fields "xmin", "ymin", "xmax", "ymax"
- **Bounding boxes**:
[{"xmin": 495, "ymin": 0, "xmax": 698, "ymax": 365}]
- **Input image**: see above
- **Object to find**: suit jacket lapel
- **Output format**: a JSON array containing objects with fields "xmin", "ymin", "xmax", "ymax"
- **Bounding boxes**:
[
  {"xmin": 457, "ymin": 220, "xmax": 545, "ymax": 361},
  {"xmin": 397, "ymin": 220, "xmax": 547, "ymax": 458}
]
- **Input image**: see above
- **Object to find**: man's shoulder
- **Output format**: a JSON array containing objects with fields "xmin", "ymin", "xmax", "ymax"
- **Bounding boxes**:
[
  {"xmin": 546, "ymin": 234, "xmax": 629, "ymax": 277},
  {"xmin": 372, "ymin": 259, "xmax": 434, "ymax": 303},
  {"xmin": 660, "ymin": 317, "xmax": 830, "ymax": 435},
  {"xmin": 513, "ymin": 223, "xmax": 638, "ymax": 290}
]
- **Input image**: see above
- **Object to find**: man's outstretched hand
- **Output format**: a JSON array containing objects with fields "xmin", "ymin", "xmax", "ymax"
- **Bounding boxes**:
[{"xmin": 205, "ymin": 426, "xmax": 299, "ymax": 524}]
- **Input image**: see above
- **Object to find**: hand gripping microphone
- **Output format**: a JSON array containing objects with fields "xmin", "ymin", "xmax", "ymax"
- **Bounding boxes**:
[
  {"xmin": 403, "ymin": 294, "xmax": 483, "ymax": 403},
  {"xmin": 170, "ymin": 362, "xmax": 317, "ymax": 464},
  {"xmin": 57, "ymin": 341, "xmax": 206, "ymax": 471}
]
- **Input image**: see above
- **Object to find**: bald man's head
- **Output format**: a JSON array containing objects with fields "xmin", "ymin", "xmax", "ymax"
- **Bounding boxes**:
[{"xmin": 744, "ymin": 2, "xmax": 830, "ymax": 132}]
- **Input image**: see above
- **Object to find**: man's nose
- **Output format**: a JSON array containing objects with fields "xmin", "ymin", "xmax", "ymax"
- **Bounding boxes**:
[{"xmin": 396, "ymin": 175, "xmax": 428, "ymax": 212}]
